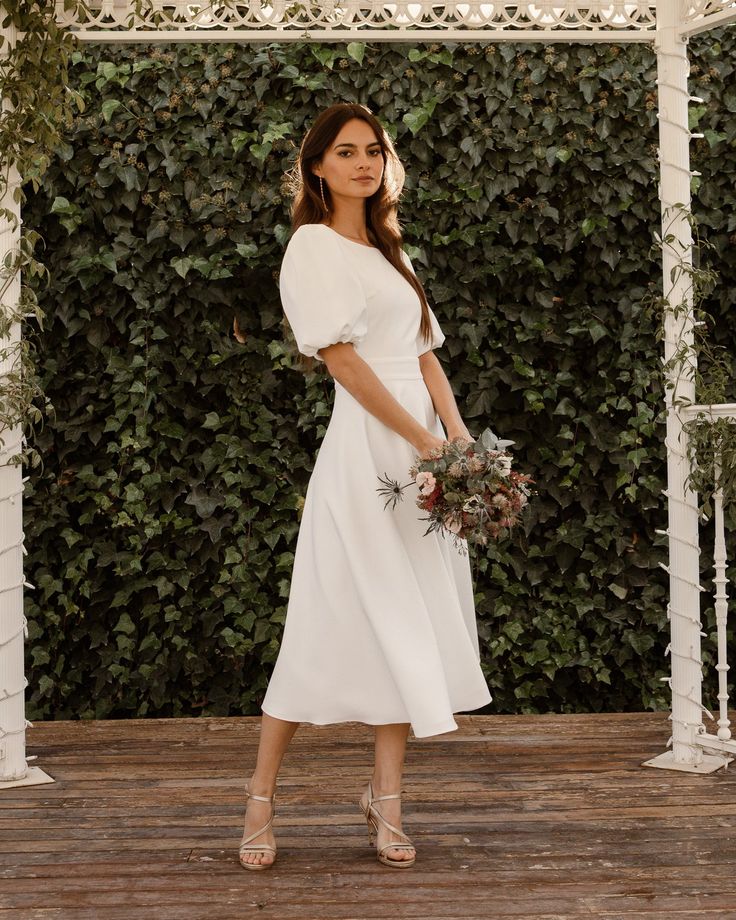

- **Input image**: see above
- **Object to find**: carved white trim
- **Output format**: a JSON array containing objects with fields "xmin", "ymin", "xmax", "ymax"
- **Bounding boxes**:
[
  {"xmin": 681, "ymin": 0, "xmax": 736, "ymax": 37},
  {"xmin": 55, "ymin": 0, "xmax": 660, "ymax": 41},
  {"xmin": 684, "ymin": 0, "xmax": 736, "ymax": 21}
]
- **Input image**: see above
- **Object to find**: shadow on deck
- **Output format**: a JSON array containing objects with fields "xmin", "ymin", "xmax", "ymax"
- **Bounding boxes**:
[{"xmin": 2, "ymin": 712, "xmax": 735, "ymax": 919}]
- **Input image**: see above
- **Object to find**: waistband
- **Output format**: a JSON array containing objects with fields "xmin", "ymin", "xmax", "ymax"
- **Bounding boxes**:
[{"xmin": 359, "ymin": 355, "xmax": 423, "ymax": 381}]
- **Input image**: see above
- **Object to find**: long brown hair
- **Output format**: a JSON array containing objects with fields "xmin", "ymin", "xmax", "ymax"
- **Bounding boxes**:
[{"xmin": 281, "ymin": 102, "xmax": 433, "ymax": 373}]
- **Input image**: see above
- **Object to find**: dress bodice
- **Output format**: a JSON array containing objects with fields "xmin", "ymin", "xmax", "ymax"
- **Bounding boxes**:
[{"xmin": 279, "ymin": 223, "xmax": 445, "ymax": 364}]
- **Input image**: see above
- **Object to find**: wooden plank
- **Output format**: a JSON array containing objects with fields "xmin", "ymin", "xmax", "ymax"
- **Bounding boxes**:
[
  {"xmin": 1, "ymin": 713, "xmax": 735, "ymax": 918},
  {"xmin": 5, "ymin": 885, "xmax": 736, "ymax": 917}
]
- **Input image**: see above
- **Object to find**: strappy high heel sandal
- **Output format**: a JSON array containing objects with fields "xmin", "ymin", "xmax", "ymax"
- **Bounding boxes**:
[
  {"xmin": 238, "ymin": 781, "xmax": 277, "ymax": 870},
  {"xmin": 359, "ymin": 780, "xmax": 416, "ymax": 868}
]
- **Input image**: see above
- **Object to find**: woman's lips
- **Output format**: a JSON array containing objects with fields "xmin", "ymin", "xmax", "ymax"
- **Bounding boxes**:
[{"xmin": 355, "ymin": 177, "xmax": 373, "ymax": 182}]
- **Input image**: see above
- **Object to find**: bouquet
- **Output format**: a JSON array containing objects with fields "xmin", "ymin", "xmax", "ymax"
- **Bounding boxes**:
[{"xmin": 376, "ymin": 427, "xmax": 535, "ymax": 555}]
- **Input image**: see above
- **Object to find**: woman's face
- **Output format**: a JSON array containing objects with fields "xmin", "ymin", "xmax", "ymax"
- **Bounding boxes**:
[{"xmin": 313, "ymin": 118, "xmax": 384, "ymax": 205}]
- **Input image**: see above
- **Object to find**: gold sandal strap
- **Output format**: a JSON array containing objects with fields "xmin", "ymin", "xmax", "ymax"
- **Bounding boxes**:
[
  {"xmin": 240, "ymin": 816, "xmax": 274, "ymax": 847},
  {"xmin": 239, "ymin": 843, "xmax": 277, "ymax": 855},
  {"xmin": 369, "ymin": 806, "xmax": 407, "ymax": 840},
  {"xmin": 368, "ymin": 780, "xmax": 402, "ymax": 805},
  {"xmin": 238, "ymin": 843, "xmax": 276, "ymax": 853},
  {"xmin": 378, "ymin": 842, "xmax": 415, "ymax": 856}
]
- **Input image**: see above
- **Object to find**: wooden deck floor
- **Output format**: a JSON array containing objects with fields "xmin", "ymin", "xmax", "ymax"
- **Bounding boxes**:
[{"xmin": 2, "ymin": 712, "xmax": 736, "ymax": 919}]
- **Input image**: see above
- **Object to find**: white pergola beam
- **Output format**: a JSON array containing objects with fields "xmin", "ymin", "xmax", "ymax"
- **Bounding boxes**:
[
  {"xmin": 680, "ymin": 2, "xmax": 736, "ymax": 38},
  {"xmin": 66, "ymin": 29, "xmax": 654, "ymax": 45},
  {"xmin": 681, "ymin": 404, "xmax": 736, "ymax": 421},
  {"xmin": 56, "ymin": 0, "xmax": 660, "ymax": 41},
  {"xmin": 68, "ymin": 30, "xmax": 659, "ymax": 41}
]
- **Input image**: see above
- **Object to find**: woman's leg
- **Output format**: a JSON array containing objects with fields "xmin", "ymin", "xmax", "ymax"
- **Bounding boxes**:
[
  {"xmin": 361, "ymin": 722, "xmax": 416, "ymax": 862},
  {"xmin": 241, "ymin": 713, "xmax": 299, "ymax": 866}
]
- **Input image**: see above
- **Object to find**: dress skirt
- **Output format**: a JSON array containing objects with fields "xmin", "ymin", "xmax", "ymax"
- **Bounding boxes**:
[{"xmin": 261, "ymin": 355, "xmax": 493, "ymax": 739}]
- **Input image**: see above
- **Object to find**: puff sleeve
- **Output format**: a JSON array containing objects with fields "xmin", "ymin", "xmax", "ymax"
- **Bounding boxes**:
[
  {"xmin": 400, "ymin": 249, "xmax": 446, "ymax": 356},
  {"xmin": 279, "ymin": 225, "xmax": 369, "ymax": 363}
]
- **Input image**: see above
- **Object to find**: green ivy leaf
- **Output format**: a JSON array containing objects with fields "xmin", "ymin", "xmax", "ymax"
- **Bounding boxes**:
[
  {"xmin": 250, "ymin": 142, "xmax": 272, "ymax": 162},
  {"xmin": 171, "ymin": 256, "xmax": 192, "ymax": 279},
  {"xmin": 346, "ymin": 42, "xmax": 365, "ymax": 65},
  {"xmin": 403, "ymin": 97, "xmax": 439, "ymax": 136},
  {"xmin": 101, "ymin": 98, "xmax": 122, "ymax": 122},
  {"xmin": 114, "ymin": 613, "xmax": 136, "ymax": 635}
]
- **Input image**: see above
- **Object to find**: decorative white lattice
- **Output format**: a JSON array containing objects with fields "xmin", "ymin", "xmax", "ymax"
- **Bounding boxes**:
[
  {"xmin": 684, "ymin": 0, "xmax": 736, "ymax": 19},
  {"xmin": 55, "ymin": 0, "xmax": 660, "ymax": 40},
  {"xmin": 681, "ymin": 0, "xmax": 736, "ymax": 36}
]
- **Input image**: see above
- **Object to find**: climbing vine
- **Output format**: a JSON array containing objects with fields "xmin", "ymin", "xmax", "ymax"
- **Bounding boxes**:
[
  {"xmin": 642, "ymin": 201, "xmax": 736, "ymax": 516},
  {"xmin": 2, "ymin": 15, "xmax": 733, "ymax": 719},
  {"xmin": 0, "ymin": 0, "xmax": 91, "ymax": 467}
]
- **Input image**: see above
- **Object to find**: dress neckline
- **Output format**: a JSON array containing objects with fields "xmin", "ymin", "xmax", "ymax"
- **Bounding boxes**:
[{"xmin": 315, "ymin": 223, "xmax": 380, "ymax": 250}]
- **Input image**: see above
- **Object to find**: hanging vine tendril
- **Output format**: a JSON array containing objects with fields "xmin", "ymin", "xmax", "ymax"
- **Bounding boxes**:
[
  {"xmin": 640, "ymin": 201, "xmax": 736, "ymax": 517},
  {"xmin": 0, "ymin": 1, "xmax": 98, "ymax": 469}
]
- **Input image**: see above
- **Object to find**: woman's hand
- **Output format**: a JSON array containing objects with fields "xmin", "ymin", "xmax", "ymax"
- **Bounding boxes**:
[
  {"xmin": 446, "ymin": 425, "xmax": 476, "ymax": 445},
  {"xmin": 415, "ymin": 424, "xmax": 477, "ymax": 460},
  {"xmin": 414, "ymin": 432, "xmax": 447, "ymax": 460}
]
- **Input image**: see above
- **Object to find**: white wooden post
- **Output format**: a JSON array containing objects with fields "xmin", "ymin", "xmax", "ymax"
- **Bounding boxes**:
[
  {"xmin": 712, "ymin": 455, "xmax": 731, "ymax": 742},
  {"xmin": 643, "ymin": 0, "xmax": 730, "ymax": 773},
  {"xmin": 0, "ymin": 5, "xmax": 53, "ymax": 789}
]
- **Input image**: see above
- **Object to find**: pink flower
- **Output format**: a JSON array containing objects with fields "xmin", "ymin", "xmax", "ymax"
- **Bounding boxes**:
[{"xmin": 416, "ymin": 471, "xmax": 437, "ymax": 496}]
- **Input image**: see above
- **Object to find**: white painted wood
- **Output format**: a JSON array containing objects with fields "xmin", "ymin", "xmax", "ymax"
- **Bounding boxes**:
[
  {"xmin": 0, "ymin": 764, "xmax": 54, "ymax": 789},
  {"xmin": 50, "ymin": 0, "xmax": 736, "ymax": 42},
  {"xmin": 676, "ymin": 408, "xmax": 736, "ymax": 752},
  {"xmin": 642, "ymin": 749, "xmax": 731, "ymax": 773},
  {"xmin": 712, "ymin": 457, "xmax": 731, "ymax": 740},
  {"xmin": 694, "ymin": 732, "xmax": 736, "ymax": 756},
  {"xmin": 648, "ymin": 0, "xmax": 709, "ymax": 770},
  {"xmin": 55, "ymin": 0, "xmax": 659, "ymax": 41},
  {"xmin": 681, "ymin": 0, "xmax": 736, "ymax": 38},
  {"xmin": 0, "ymin": 6, "xmax": 31, "ymax": 783},
  {"xmin": 681, "ymin": 403, "xmax": 736, "ymax": 421},
  {"xmin": 65, "ymin": 30, "xmax": 660, "ymax": 43}
]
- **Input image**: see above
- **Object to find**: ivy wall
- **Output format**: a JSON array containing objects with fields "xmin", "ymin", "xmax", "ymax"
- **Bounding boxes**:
[{"xmin": 22, "ymin": 28, "xmax": 736, "ymax": 720}]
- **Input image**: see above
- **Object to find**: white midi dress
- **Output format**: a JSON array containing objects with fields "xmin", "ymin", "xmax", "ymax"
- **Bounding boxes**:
[{"xmin": 260, "ymin": 222, "xmax": 493, "ymax": 738}]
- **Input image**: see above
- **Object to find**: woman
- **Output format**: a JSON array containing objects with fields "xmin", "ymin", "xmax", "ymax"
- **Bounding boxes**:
[{"xmin": 239, "ymin": 102, "xmax": 492, "ymax": 871}]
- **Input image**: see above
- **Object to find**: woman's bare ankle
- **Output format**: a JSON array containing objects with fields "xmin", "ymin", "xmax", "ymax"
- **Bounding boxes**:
[
  {"xmin": 371, "ymin": 774, "xmax": 403, "ymax": 795},
  {"xmin": 249, "ymin": 773, "xmax": 278, "ymax": 796}
]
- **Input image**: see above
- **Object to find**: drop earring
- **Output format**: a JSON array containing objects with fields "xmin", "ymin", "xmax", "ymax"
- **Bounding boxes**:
[{"xmin": 319, "ymin": 175, "xmax": 328, "ymax": 212}]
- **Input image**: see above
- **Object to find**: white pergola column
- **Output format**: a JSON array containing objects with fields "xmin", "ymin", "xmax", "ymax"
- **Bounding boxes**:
[
  {"xmin": 643, "ymin": 0, "xmax": 730, "ymax": 773},
  {"xmin": 0, "ymin": 6, "xmax": 53, "ymax": 788},
  {"xmin": 0, "ymin": 6, "xmax": 26, "ymax": 784}
]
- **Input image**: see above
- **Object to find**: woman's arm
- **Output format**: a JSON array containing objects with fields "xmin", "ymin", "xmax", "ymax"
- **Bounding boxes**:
[
  {"xmin": 319, "ymin": 343, "xmax": 443, "ymax": 456},
  {"xmin": 418, "ymin": 351, "xmax": 474, "ymax": 440}
]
